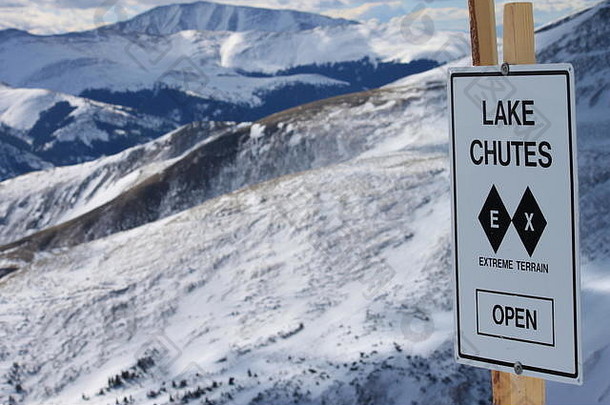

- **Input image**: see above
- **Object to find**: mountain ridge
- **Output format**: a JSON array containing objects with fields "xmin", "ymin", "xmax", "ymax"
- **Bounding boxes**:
[
  {"xmin": 0, "ymin": 3, "xmax": 460, "ymax": 180},
  {"xmin": 104, "ymin": 1, "xmax": 357, "ymax": 36}
]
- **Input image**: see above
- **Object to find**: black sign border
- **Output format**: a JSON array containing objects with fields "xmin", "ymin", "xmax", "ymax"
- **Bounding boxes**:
[{"xmin": 450, "ymin": 69, "xmax": 579, "ymax": 379}]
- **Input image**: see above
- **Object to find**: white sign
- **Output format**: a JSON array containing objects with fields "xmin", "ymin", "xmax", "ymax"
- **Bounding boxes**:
[{"xmin": 448, "ymin": 64, "xmax": 582, "ymax": 384}]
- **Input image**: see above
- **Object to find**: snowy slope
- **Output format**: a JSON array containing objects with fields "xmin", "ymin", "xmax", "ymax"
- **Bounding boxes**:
[
  {"xmin": 0, "ymin": 121, "xmax": 240, "ymax": 246},
  {"xmin": 0, "ymin": 68, "xmax": 608, "ymax": 405},
  {"xmin": 0, "ymin": 151, "xmax": 491, "ymax": 405},
  {"xmin": 108, "ymin": 1, "xmax": 356, "ymax": 35},
  {"xmin": 537, "ymin": 0, "xmax": 610, "ymax": 119},
  {"xmin": 0, "ymin": 77, "xmax": 447, "ymax": 248},
  {"xmin": 534, "ymin": 1, "xmax": 610, "ymax": 266}
]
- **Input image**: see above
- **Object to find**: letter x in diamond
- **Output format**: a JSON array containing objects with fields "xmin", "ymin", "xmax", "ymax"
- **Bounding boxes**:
[{"xmin": 512, "ymin": 187, "xmax": 547, "ymax": 257}]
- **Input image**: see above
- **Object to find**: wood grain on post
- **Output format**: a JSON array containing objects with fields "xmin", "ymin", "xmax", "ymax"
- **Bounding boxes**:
[
  {"xmin": 503, "ymin": 2, "xmax": 536, "ymax": 64},
  {"xmin": 492, "ymin": 370, "xmax": 545, "ymax": 405},
  {"xmin": 492, "ymin": 3, "xmax": 545, "ymax": 405},
  {"xmin": 468, "ymin": 0, "xmax": 498, "ymax": 65}
]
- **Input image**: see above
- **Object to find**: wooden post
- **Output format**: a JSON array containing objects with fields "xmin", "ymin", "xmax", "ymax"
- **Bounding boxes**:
[
  {"xmin": 467, "ymin": 1, "xmax": 545, "ymax": 404},
  {"xmin": 503, "ymin": 2, "xmax": 536, "ymax": 64},
  {"xmin": 492, "ymin": 3, "xmax": 545, "ymax": 405},
  {"xmin": 468, "ymin": 0, "xmax": 498, "ymax": 65},
  {"xmin": 492, "ymin": 370, "xmax": 545, "ymax": 405}
]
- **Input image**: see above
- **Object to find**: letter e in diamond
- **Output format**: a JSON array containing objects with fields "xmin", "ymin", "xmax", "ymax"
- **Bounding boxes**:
[{"xmin": 478, "ymin": 185, "xmax": 511, "ymax": 253}]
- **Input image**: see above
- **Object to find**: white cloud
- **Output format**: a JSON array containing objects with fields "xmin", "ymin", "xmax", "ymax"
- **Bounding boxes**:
[
  {"xmin": 417, "ymin": 7, "xmax": 468, "ymax": 22},
  {"xmin": 325, "ymin": 1, "xmax": 403, "ymax": 21},
  {"xmin": 0, "ymin": 0, "xmax": 598, "ymax": 35},
  {"xmin": 0, "ymin": 6, "xmax": 98, "ymax": 34}
]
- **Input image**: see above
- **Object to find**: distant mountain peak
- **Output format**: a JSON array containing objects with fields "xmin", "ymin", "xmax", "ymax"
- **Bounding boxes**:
[
  {"xmin": 106, "ymin": 1, "xmax": 357, "ymax": 35},
  {"xmin": 0, "ymin": 28, "xmax": 29, "ymax": 38}
]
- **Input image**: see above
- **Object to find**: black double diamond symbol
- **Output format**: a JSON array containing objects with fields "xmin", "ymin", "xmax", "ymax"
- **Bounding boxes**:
[{"xmin": 478, "ymin": 186, "xmax": 547, "ymax": 256}]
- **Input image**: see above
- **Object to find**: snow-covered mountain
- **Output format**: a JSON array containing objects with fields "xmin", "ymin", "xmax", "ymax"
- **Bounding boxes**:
[
  {"xmin": 0, "ymin": 2, "xmax": 609, "ymax": 405},
  {"xmin": 0, "ymin": 1, "xmax": 465, "ymax": 180},
  {"xmin": 0, "ymin": 83, "xmax": 174, "ymax": 179},
  {"xmin": 0, "ymin": 2, "xmax": 466, "ymax": 122},
  {"xmin": 0, "ymin": 78, "xmax": 447, "ymax": 248},
  {"xmin": 0, "ymin": 120, "xmax": 241, "ymax": 246},
  {"xmin": 107, "ymin": 1, "xmax": 357, "ymax": 35}
]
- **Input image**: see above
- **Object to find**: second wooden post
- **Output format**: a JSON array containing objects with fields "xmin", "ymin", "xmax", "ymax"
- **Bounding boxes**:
[{"xmin": 492, "ymin": 3, "xmax": 545, "ymax": 405}]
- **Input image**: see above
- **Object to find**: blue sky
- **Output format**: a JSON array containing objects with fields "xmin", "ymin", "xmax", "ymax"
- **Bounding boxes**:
[{"xmin": 0, "ymin": 0, "xmax": 599, "ymax": 35}]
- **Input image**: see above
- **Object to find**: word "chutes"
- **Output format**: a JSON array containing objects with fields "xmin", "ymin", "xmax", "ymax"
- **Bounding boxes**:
[{"xmin": 470, "ymin": 140, "xmax": 553, "ymax": 168}]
